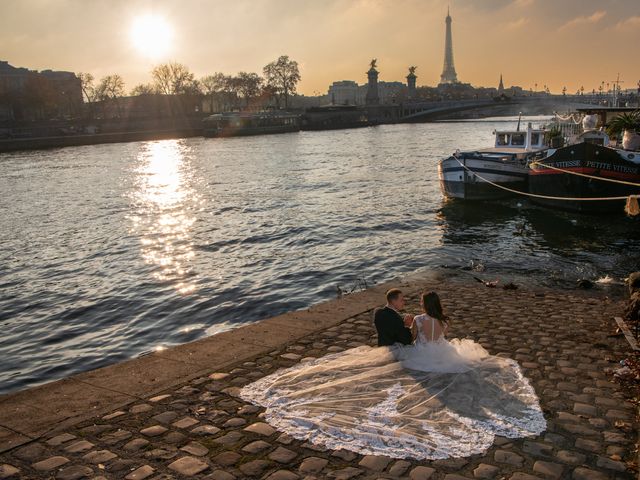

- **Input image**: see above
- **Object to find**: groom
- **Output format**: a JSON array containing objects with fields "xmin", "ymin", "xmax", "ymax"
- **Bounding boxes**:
[{"xmin": 374, "ymin": 288, "xmax": 414, "ymax": 346}]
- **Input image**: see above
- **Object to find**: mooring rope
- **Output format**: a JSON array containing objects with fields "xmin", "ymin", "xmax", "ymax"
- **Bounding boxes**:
[
  {"xmin": 529, "ymin": 161, "xmax": 640, "ymax": 187},
  {"xmin": 451, "ymin": 157, "xmax": 633, "ymax": 201}
]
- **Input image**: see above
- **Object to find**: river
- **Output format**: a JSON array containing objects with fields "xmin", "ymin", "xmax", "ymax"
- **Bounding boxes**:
[{"xmin": 1, "ymin": 117, "xmax": 638, "ymax": 394}]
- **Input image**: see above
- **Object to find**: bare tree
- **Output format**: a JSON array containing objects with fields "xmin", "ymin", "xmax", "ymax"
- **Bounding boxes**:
[
  {"xmin": 151, "ymin": 62, "xmax": 198, "ymax": 95},
  {"xmin": 263, "ymin": 55, "xmax": 300, "ymax": 108},
  {"xmin": 96, "ymin": 75, "xmax": 126, "ymax": 117},
  {"xmin": 131, "ymin": 83, "xmax": 156, "ymax": 96},
  {"xmin": 200, "ymin": 73, "xmax": 227, "ymax": 112},
  {"xmin": 77, "ymin": 72, "xmax": 97, "ymax": 118},
  {"xmin": 236, "ymin": 72, "xmax": 263, "ymax": 106},
  {"xmin": 77, "ymin": 72, "xmax": 97, "ymax": 103}
]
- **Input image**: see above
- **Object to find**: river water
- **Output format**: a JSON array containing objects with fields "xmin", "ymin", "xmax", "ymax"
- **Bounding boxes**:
[{"xmin": 1, "ymin": 117, "xmax": 638, "ymax": 394}]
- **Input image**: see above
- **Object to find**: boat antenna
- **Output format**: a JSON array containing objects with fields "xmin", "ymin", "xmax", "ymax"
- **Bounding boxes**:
[{"xmin": 516, "ymin": 112, "xmax": 522, "ymax": 132}]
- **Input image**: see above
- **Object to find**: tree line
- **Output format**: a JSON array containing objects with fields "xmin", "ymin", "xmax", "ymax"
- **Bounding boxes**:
[{"xmin": 78, "ymin": 55, "xmax": 301, "ymax": 116}]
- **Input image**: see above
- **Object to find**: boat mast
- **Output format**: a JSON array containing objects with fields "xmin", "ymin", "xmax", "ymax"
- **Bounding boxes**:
[{"xmin": 610, "ymin": 73, "xmax": 624, "ymax": 107}]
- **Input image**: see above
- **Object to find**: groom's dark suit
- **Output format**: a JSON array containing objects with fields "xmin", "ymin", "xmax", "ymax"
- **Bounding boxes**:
[{"xmin": 374, "ymin": 306, "xmax": 413, "ymax": 346}]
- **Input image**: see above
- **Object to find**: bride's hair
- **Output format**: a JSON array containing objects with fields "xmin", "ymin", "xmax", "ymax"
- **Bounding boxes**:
[{"xmin": 422, "ymin": 291, "xmax": 449, "ymax": 326}]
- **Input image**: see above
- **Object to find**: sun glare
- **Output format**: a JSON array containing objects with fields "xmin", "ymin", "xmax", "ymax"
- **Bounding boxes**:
[{"xmin": 130, "ymin": 14, "xmax": 173, "ymax": 59}]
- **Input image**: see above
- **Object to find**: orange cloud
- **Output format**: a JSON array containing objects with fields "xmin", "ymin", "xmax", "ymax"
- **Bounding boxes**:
[
  {"xmin": 506, "ymin": 17, "xmax": 529, "ymax": 30},
  {"xmin": 614, "ymin": 15, "xmax": 640, "ymax": 30},
  {"xmin": 511, "ymin": 0, "xmax": 534, "ymax": 7},
  {"xmin": 560, "ymin": 10, "xmax": 606, "ymax": 30}
]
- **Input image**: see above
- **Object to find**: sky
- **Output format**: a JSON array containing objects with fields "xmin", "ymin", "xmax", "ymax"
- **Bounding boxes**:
[{"xmin": 1, "ymin": 0, "xmax": 639, "ymax": 95}]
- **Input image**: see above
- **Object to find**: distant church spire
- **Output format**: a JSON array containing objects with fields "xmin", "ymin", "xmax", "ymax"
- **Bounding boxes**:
[
  {"xmin": 440, "ymin": 7, "xmax": 458, "ymax": 85},
  {"xmin": 498, "ymin": 74, "xmax": 504, "ymax": 93}
]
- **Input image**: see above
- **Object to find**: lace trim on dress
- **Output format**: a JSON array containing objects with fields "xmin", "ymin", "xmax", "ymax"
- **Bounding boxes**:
[{"xmin": 240, "ymin": 345, "xmax": 546, "ymax": 460}]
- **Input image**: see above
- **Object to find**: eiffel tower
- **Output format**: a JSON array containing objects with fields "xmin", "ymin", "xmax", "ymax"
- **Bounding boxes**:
[{"xmin": 440, "ymin": 7, "xmax": 458, "ymax": 85}]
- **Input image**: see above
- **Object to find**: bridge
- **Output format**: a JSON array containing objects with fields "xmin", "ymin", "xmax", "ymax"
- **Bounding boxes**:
[{"xmin": 396, "ymin": 95, "xmax": 606, "ymax": 122}]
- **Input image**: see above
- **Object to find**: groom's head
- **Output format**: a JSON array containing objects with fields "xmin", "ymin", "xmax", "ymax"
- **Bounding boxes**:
[{"xmin": 386, "ymin": 288, "xmax": 405, "ymax": 310}]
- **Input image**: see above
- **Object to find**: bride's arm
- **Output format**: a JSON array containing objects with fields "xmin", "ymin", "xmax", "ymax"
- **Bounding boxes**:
[{"xmin": 410, "ymin": 320, "xmax": 418, "ymax": 341}]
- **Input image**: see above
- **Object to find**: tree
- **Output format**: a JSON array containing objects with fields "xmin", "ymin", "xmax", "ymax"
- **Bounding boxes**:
[
  {"xmin": 263, "ymin": 55, "xmax": 301, "ymax": 109},
  {"xmin": 236, "ymin": 72, "xmax": 263, "ymax": 106},
  {"xmin": 261, "ymin": 84, "xmax": 280, "ymax": 108},
  {"xmin": 96, "ymin": 74, "xmax": 125, "ymax": 117},
  {"xmin": 131, "ymin": 83, "xmax": 156, "ymax": 96},
  {"xmin": 151, "ymin": 62, "xmax": 198, "ymax": 95},
  {"xmin": 77, "ymin": 72, "xmax": 98, "ymax": 118},
  {"xmin": 200, "ymin": 73, "xmax": 229, "ymax": 112},
  {"xmin": 77, "ymin": 72, "xmax": 97, "ymax": 103}
]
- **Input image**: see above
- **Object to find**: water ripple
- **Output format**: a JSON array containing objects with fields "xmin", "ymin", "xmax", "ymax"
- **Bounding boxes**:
[{"xmin": 1, "ymin": 120, "xmax": 638, "ymax": 394}]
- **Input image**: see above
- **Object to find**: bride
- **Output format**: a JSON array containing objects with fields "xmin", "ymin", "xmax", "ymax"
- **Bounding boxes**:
[{"xmin": 240, "ymin": 290, "xmax": 546, "ymax": 460}]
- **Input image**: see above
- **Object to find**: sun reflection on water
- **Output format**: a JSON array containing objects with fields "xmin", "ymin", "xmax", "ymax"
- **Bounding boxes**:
[{"xmin": 129, "ymin": 140, "xmax": 200, "ymax": 295}]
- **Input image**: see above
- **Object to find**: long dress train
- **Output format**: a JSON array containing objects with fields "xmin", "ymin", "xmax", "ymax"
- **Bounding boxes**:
[{"xmin": 240, "ymin": 314, "xmax": 546, "ymax": 459}]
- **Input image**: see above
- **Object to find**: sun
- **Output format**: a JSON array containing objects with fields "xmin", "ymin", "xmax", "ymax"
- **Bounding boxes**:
[{"xmin": 130, "ymin": 14, "xmax": 173, "ymax": 60}]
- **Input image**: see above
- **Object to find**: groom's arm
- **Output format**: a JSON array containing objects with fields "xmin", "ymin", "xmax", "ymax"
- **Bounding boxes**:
[{"xmin": 395, "ymin": 317, "xmax": 413, "ymax": 345}]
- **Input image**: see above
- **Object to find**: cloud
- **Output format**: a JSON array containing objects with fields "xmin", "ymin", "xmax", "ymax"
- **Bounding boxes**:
[
  {"xmin": 559, "ymin": 10, "xmax": 606, "ymax": 30},
  {"xmin": 614, "ymin": 15, "xmax": 640, "ymax": 30},
  {"xmin": 506, "ymin": 17, "xmax": 529, "ymax": 30},
  {"xmin": 511, "ymin": 0, "xmax": 534, "ymax": 7}
]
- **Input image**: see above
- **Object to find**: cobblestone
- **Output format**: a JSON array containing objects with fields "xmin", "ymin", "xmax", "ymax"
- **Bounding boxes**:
[
  {"xmin": 82, "ymin": 449, "xmax": 118, "ymax": 464},
  {"xmin": 409, "ymin": 466, "xmax": 436, "ymax": 479},
  {"xmin": 125, "ymin": 465, "xmax": 155, "ymax": 480},
  {"xmin": 268, "ymin": 447, "xmax": 298, "ymax": 463},
  {"xmin": 64, "ymin": 440, "xmax": 94, "ymax": 453},
  {"xmin": 244, "ymin": 422, "xmax": 276, "ymax": 436},
  {"xmin": 180, "ymin": 441, "xmax": 208, "ymax": 456},
  {"xmin": 266, "ymin": 470, "xmax": 299, "ymax": 480},
  {"xmin": 55, "ymin": 464, "xmax": 93, "ymax": 480},
  {"xmin": 123, "ymin": 438, "xmax": 150, "ymax": 451},
  {"xmin": 388, "ymin": 460, "xmax": 411, "ymax": 476},
  {"xmin": 571, "ymin": 467, "xmax": 608, "ymax": 480},
  {"xmin": 532, "ymin": 460, "xmax": 564, "ymax": 479},
  {"xmin": 46, "ymin": 433, "xmax": 76, "ymax": 446},
  {"xmin": 473, "ymin": 463, "xmax": 499, "ymax": 478},
  {"xmin": 31, "ymin": 456, "xmax": 69, "ymax": 471},
  {"xmin": 140, "ymin": 425, "xmax": 167, "ymax": 437},
  {"xmin": 167, "ymin": 456, "xmax": 210, "ymax": 476},
  {"xmin": 299, "ymin": 457, "xmax": 328, "ymax": 473},
  {"xmin": 242, "ymin": 440, "xmax": 271, "ymax": 454},
  {"xmin": 238, "ymin": 459, "xmax": 270, "ymax": 476},
  {"xmin": 595, "ymin": 455, "xmax": 627, "ymax": 472},
  {"xmin": 495, "ymin": 450, "xmax": 524, "ymax": 466},
  {"xmin": 0, "ymin": 282, "xmax": 635, "ymax": 480},
  {"xmin": 0, "ymin": 465, "xmax": 19, "ymax": 479},
  {"xmin": 555, "ymin": 450, "xmax": 587, "ymax": 465},
  {"xmin": 358, "ymin": 455, "xmax": 391, "ymax": 471}
]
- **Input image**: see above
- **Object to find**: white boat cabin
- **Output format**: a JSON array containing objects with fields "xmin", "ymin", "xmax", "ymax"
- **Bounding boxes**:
[{"xmin": 493, "ymin": 123, "xmax": 546, "ymax": 151}]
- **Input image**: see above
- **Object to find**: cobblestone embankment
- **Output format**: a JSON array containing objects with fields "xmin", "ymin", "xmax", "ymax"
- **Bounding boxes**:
[{"xmin": 0, "ymin": 273, "xmax": 637, "ymax": 479}]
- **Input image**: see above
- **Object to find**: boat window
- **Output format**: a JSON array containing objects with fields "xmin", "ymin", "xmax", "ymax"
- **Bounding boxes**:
[
  {"xmin": 584, "ymin": 137, "xmax": 604, "ymax": 145},
  {"xmin": 511, "ymin": 133, "xmax": 525, "ymax": 146},
  {"xmin": 530, "ymin": 133, "xmax": 540, "ymax": 145},
  {"xmin": 496, "ymin": 134, "xmax": 509, "ymax": 146}
]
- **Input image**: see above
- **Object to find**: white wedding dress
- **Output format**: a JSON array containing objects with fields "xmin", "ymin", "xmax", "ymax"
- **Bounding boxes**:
[{"xmin": 240, "ymin": 314, "xmax": 546, "ymax": 459}]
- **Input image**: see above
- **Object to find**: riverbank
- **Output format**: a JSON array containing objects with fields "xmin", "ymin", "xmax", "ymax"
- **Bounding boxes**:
[
  {"xmin": 0, "ymin": 271, "xmax": 637, "ymax": 479},
  {"xmin": 0, "ymin": 128, "xmax": 203, "ymax": 153}
]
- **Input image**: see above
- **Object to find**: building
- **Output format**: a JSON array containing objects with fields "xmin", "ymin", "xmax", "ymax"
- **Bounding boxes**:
[
  {"xmin": 328, "ymin": 80, "xmax": 359, "ymax": 105},
  {"xmin": 439, "ymin": 8, "xmax": 459, "ymax": 85},
  {"xmin": 365, "ymin": 60, "xmax": 380, "ymax": 105},
  {"xmin": 327, "ymin": 80, "xmax": 408, "ymax": 106},
  {"xmin": 373, "ymin": 82, "xmax": 407, "ymax": 104},
  {"xmin": 407, "ymin": 67, "xmax": 417, "ymax": 100},
  {"xmin": 0, "ymin": 60, "xmax": 82, "ymax": 121}
]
